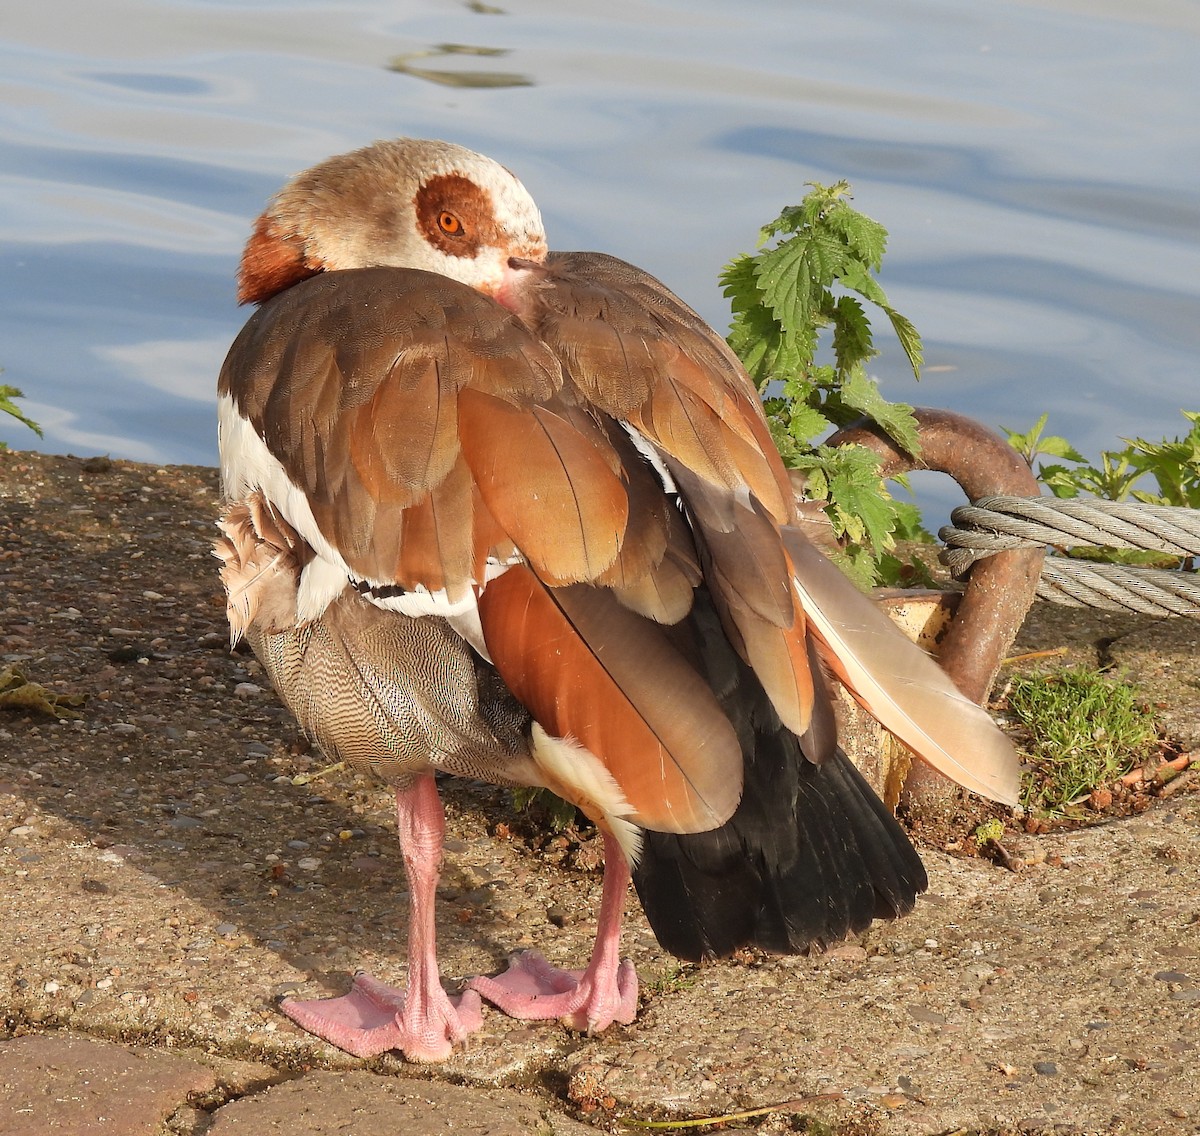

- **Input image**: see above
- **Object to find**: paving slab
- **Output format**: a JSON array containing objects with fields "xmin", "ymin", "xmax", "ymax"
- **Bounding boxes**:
[
  {"xmin": 203, "ymin": 1069, "xmax": 595, "ymax": 1135},
  {"xmin": 0, "ymin": 1032, "xmax": 275, "ymax": 1136}
]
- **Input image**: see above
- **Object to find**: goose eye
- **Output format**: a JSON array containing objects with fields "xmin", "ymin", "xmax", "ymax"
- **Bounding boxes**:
[{"xmin": 437, "ymin": 210, "xmax": 464, "ymax": 236}]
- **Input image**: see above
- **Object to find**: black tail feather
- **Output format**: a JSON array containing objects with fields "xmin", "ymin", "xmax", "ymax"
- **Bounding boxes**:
[{"xmin": 633, "ymin": 593, "xmax": 928, "ymax": 962}]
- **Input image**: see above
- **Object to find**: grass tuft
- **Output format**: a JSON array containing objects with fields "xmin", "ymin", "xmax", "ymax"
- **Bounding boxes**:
[{"xmin": 1004, "ymin": 668, "xmax": 1159, "ymax": 814}]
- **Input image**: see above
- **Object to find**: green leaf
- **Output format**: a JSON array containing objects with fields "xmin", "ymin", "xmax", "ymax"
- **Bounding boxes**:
[
  {"xmin": 822, "ymin": 195, "xmax": 888, "ymax": 269},
  {"xmin": 828, "ymin": 466, "xmax": 898, "ymax": 553},
  {"xmin": 881, "ymin": 306, "xmax": 924, "ymax": 379},
  {"xmin": 890, "ymin": 499, "xmax": 932, "ymax": 543},
  {"xmin": 835, "ymin": 367, "xmax": 921, "ymax": 456},
  {"xmin": 1035, "ymin": 463, "xmax": 1083, "ymax": 499},
  {"xmin": 829, "ymin": 295, "xmax": 875, "ymax": 376},
  {"xmin": 0, "ymin": 383, "xmax": 43, "ymax": 439},
  {"xmin": 825, "ymin": 544, "xmax": 880, "ymax": 592},
  {"xmin": 719, "ymin": 253, "xmax": 762, "ymax": 315},
  {"xmin": 834, "ymin": 259, "xmax": 889, "ymax": 309},
  {"xmin": 831, "ymin": 263, "xmax": 922, "ymax": 379},
  {"xmin": 783, "ymin": 403, "xmax": 834, "ymax": 445},
  {"xmin": 720, "ymin": 179, "xmax": 928, "ymax": 585},
  {"xmin": 790, "ymin": 442, "xmax": 899, "ymax": 555},
  {"xmin": 1003, "ymin": 415, "xmax": 1085, "ymax": 465},
  {"xmin": 755, "ymin": 230, "xmax": 846, "ymax": 331},
  {"xmin": 724, "ymin": 254, "xmax": 816, "ymax": 385},
  {"xmin": 758, "ymin": 202, "xmax": 810, "ymax": 244}
]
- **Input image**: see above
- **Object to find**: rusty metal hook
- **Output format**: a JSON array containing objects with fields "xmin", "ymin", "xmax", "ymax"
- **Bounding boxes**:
[{"xmin": 830, "ymin": 408, "xmax": 1044, "ymax": 816}]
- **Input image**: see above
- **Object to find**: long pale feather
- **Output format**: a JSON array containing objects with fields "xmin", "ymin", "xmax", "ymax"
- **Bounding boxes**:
[{"xmin": 781, "ymin": 527, "xmax": 1020, "ymax": 806}]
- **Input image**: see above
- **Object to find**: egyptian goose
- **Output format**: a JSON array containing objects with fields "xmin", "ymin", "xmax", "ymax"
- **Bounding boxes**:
[{"xmin": 215, "ymin": 138, "xmax": 1018, "ymax": 1063}]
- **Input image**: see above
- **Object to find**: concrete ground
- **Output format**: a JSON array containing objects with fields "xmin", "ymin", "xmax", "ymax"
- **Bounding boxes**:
[{"xmin": 2, "ymin": 450, "xmax": 1198, "ymax": 1135}]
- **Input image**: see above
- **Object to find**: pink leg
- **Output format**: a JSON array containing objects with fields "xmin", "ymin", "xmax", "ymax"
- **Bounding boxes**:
[
  {"xmin": 467, "ymin": 829, "xmax": 638, "ymax": 1033},
  {"xmin": 280, "ymin": 775, "xmax": 483, "ymax": 1062}
]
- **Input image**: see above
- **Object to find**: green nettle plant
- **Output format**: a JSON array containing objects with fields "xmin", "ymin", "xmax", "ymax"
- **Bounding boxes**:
[
  {"xmin": 0, "ymin": 375, "xmax": 42, "ymax": 450},
  {"xmin": 720, "ymin": 180, "xmax": 928, "ymax": 585},
  {"xmin": 1004, "ymin": 411, "xmax": 1199, "ymax": 571},
  {"xmin": 1004, "ymin": 411, "xmax": 1200, "ymax": 510}
]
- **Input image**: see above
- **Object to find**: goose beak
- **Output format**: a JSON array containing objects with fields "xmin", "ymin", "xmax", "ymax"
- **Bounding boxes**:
[{"xmin": 495, "ymin": 256, "xmax": 546, "ymax": 319}]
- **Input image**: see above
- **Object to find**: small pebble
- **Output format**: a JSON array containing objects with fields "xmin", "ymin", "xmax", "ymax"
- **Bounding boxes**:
[
  {"xmin": 108, "ymin": 645, "xmax": 149, "ymax": 664},
  {"xmin": 825, "ymin": 943, "xmax": 868, "ymax": 962},
  {"xmin": 297, "ymin": 857, "xmax": 321, "ymax": 871},
  {"xmin": 234, "ymin": 682, "xmax": 262, "ymax": 697},
  {"xmin": 1034, "ymin": 1061, "xmax": 1058, "ymax": 1076},
  {"xmin": 906, "ymin": 1005, "xmax": 947, "ymax": 1025}
]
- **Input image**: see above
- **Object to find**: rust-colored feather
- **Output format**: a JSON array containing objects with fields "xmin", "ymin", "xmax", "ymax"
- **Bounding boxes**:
[
  {"xmin": 590, "ymin": 424, "xmax": 672, "ymax": 585},
  {"xmin": 237, "ymin": 213, "xmax": 320, "ymax": 305},
  {"xmin": 709, "ymin": 566, "xmax": 813, "ymax": 738},
  {"xmin": 605, "ymin": 495, "xmax": 702, "ymax": 625},
  {"xmin": 387, "ymin": 456, "xmax": 476, "ymax": 599},
  {"xmin": 220, "ymin": 267, "xmax": 569, "ymax": 596},
  {"xmin": 478, "ymin": 566, "xmax": 743, "ymax": 833},
  {"xmin": 457, "ymin": 389, "xmax": 629, "ymax": 585}
]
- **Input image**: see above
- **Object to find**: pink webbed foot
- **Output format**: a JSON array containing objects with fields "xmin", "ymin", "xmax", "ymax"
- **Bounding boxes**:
[
  {"xmin": 280, "ymin": 970, "xmax": 483, "ymax": 1062},
  {"xmin": 467, "ymin": 950, "xmax": 638, "ymax": 1033}
]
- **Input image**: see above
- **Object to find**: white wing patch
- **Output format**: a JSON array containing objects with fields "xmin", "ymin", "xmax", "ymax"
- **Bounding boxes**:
[{"xmin": 217, "ymin": 393, "xmax": 490, "ymax": 623}]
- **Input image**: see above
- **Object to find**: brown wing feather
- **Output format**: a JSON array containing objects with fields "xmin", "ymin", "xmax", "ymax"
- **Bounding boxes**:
[
  {"xmin": 478, "ymin": 565, "xmax": 742, "ymax": 833},
  {"xmin": 456, "ymin": 389, "xmax": 629, "ymax": 584},
  {"xmin": 347, "ymin": 355, "xmax": 461, "ymax": 507},
  {"xmin": 656, "ymin": 457, "xmax": 813, "ymax": 735},
  {"xmin": 528, "ymin": 251, "xmax": 795, "ymax": 524},
  {"xmin": 590, "ymin": 422, "xmax": 673, "ymax": 584},
  {"xmin": 221, "ymin": 266, "xmax": 623, "ymax": 595},
  {"xmin": 387, "ymin": 455, "xmax": 477, "ymax": 599}
]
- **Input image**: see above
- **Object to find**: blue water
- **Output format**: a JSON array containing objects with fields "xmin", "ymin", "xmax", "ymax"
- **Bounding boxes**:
[{"xmin": 1, "ymin": 0, "xmax": 1197, "ymax": 521}]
